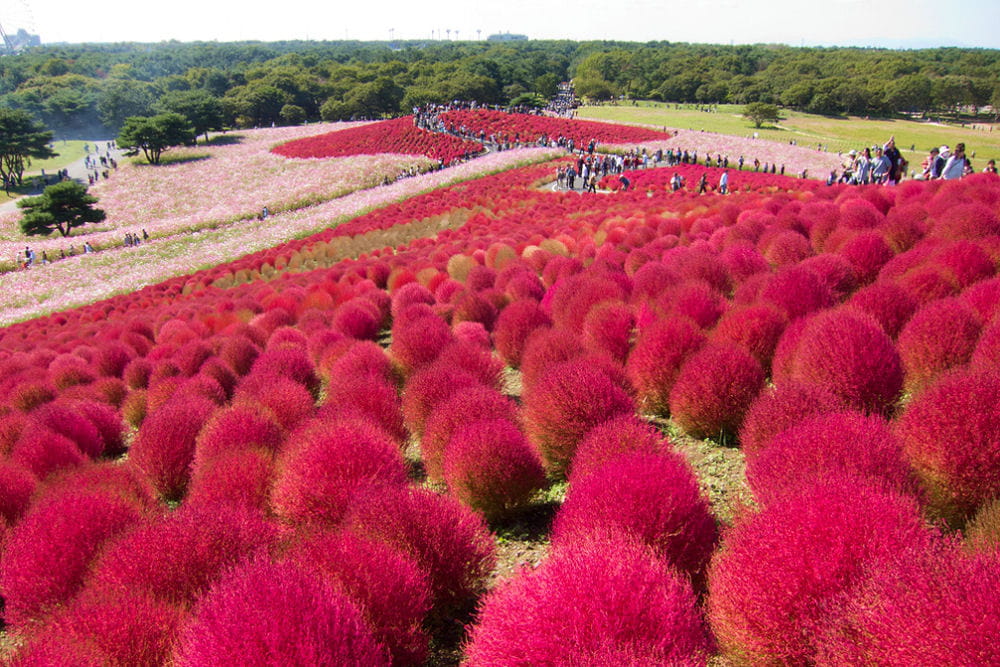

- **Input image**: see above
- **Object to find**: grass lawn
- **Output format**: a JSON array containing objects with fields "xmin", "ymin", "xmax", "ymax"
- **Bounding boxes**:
[
  {"xmin": 579, "ymin": 102, "xmax": 1000, "ymax": 174},
  {"xmin": 0, "ymin": 140, "xmax": 94, "ymax": 205}
]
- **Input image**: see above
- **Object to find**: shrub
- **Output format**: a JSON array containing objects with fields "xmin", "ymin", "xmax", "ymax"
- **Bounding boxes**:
[
  {"xmin": 517, "ymin": 327, "xmax": 584, "ymax": 390},
  {"xmin": 342, "ymin": 486, "xmax": 495, "ymax": 615},
  {"xmin": 549, "ymin": 274, "xmax": 628, "ymax": 332},
  {"xmin": 186, "ymin": 447, "xmax": 275, "ymax": 513},
  {"xmin": 443, "ymin": 418, "xmax": 547, "ymax": 519},
  {"xmin": 402, "ymin": 365, "xmax": 484, "ymax": 438},
  {"xmin": 217, "ymin": 335, "xmax": 260, "ymax": 376},
  {"xmin": 0, "ymin": 489, "xmax": 143, "ymax": 626},
  {"xmin": 32, "ymin": 400, "xmax": 105, "ymax": 459},
  {"xmin": 122, "ymin": 358, "xmax": 152, "ymax": 390},
  {"xmin": 33, "ymin": 461, "xmax": 158, "ymax": 513},
  {"xmin": 463, "ymin": 535, "xmax": 712, "ymax": 666},
  {"xmin": 965, "ymin": 497, "xmax": 1000, "ymax": 553},
  {"xmin": 839, "ymin": 231, "xmax": 893, "ymax": 285},
  {"xmin": 320, "ymin": 375, "xmax": 407, "ymax": 445},
  {"xmin": 797, "ymin": 253, "xmax": 858, "ymax": 300},
  {"xmin": 248, "ymin": 346, "xmax": 319, "ymax": 396},
  {"xmin": 192, "ymin": 402, "xmax": 284, "ymax": 475},
  {"xmin": 847, "ymin": 281, "xmax": 917, "ymax": 338},
  {"xmin": 421, "ymin": 386, "xmax": 518, "ymax": 483},
  {"xmin": 787, "ymin": 307, "xmax": 902, "ymax": 415},
  {"xmin": 971, "ymin": 321, "xmax": 1000, "ymax": 374},
  {"xmin": 745, "ymin": 411, "xmax": 920, "ymax": 507},
  {"xmin": 0, "ymin": 411, "xmax": 29, "ymax": 455},
  {"xmin": 581, "ymin": 301, "xmax": 635, "ymax": 364},
  {"xmin": 390, "ymin": 313, "xmax": 454, "ymax": 376},
  {"xmin": 553, "ymin": 452, "xmax": 717, "ymax": 586},
  {"xmin": 73, "ymin": 399, "xmax": 126, "ymax": 457},
  {"xmin": 87, "ymin": 504, "xmax": 278, "ymax": 609},
  {"xmin": 128, "ymin": 396, "xmax": 217, "ymax": 501},
  {"xmin": 434, "ymin": 341, "xmax": 504, "ymax": 388},
  {"xmin": 758, "ymin": 265, "xmax": 834, "ymax": 320},
  {"xmin": 233, "ymin": 375, "xmax": 315, "ymax": 430},
  {"xmin": 0, "ymin": 461, "xmax": 37, "ymax": 524},
  {"xmin": 10, "ymin": 428, "xmax": 86, "ymax": 479},
  {"xmin": 707, "ymin": 477, "xmax": 936, "ymax": 665},
  {"xmin": 390, "ymin": 282, "xmax": 435, "ymax": 320},
  {"xmin": 568, "ymin": 414, "xmax": 666, "ymax": 484},
  {"xmin": 282, "ymin": 529, "xmax": 432, "ymax": 665},
  {"xmin": 934, "ymin": 240, "xmax": 996, "ymax": 288},
  {"xmin": 120, "ymin": 390, "xmax": 147, "ymax": 428},
  {"xmin": 739, "ymin": 380, "xmax": 844, "ymax": 456},
  {"xmin": 271, "ymin": 418, "xmax": 408, "ymax": 526},
  {"xmin": 324, "ymin": 340, "xmax": 397, "ymax": 386},
  {"xmin": 523, "ymin": 360, "xmax": 635, "ymax": 477},
  {"xmin": 896, "ymin": 369, "xmax": 1000, "ymax": 520},
  {"xmin": 709, "ymin": 304, "xmax": 787, "ymax": 369},
  {"xmin": 962, "ymin": 276, "xmax": 1000, "ymax": 323},
  {"xmin": 174, "ymin": 559, "xmax": 389, "ymax": 666},
  {"xmin": 625, "ymin": 316, "xmax": 705, "ymax": 416},
  {"xmin": 897, "ymin": 297, "xmax": 982, "ymax": 393},
  {"xmin": 669, "ymin": 343, "xmax": 765, "ymax": 441}
]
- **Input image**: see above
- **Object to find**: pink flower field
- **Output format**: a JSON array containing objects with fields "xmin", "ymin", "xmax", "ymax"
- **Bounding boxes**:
[{"xmin": 1, "ymin": 109, "xmax": 1000, "ymax": 665}]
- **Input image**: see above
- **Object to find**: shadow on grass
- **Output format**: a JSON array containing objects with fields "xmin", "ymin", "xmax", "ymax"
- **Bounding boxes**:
[
  {"xmin": 202, "ymin": 134, "xmax": 243, "ymax": 147},
  {"xmin": 132, "ymin": 153, "xmax": 211, "ymax": 167}
]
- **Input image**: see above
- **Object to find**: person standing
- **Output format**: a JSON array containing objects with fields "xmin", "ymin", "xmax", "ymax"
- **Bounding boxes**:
[
  {"xmin": 984, "ymin": 159, "xmax": 998, "ymax": 174},
  {"xmin": 884, "ymin": 136, "xmax": 903, "ymax": 184},
  {"xmin": 719, "ymin": 171, "xmax": 729, "ymax": 194},
  {"xmin": 697, "ymin": 173, "xmax": 708, "ymax": 194},
  {"xmin": 940, "ymin": 143, "xmax": 967, "ymax": 180}
]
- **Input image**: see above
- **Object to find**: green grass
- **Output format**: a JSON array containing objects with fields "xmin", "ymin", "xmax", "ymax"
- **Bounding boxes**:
[
  {"xmin": 579, "ymin": 101, "xmax": 1000, "ymax": 173},
  {"xmin": 24, "ymin": 140, "xmax": 92, "ymax": 176}
]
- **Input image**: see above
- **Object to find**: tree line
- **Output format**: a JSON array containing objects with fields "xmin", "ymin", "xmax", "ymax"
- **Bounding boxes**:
[{"xmin": 0, "ymin": 40, "xmax": 996, "ymax": 138}]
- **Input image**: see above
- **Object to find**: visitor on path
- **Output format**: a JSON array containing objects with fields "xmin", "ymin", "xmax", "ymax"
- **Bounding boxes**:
[
  {"xmin": 718, "ymin": 171, "xmax": 729, "ymax": 194},
  {"xmin": 670, "ymin": 172, "xmax": 683, "ymax": 191},
  {"xmin": 940, "ymin": 143, "xmax": 967, "ymax": 180},
  {"xmin": 884, "ymin": 136, "xmax": 903, "ymax": 184},
  {"xmin": 871, "ymin": 147, "xmax": 891, "ymax": 184},
  {"xmin": 83, "ymin": 242, "xmax": 94, "ymax": 254},
  {"xmin": 922, "ymin": 147, "xmax": 946, "ymax": 179},
  {"xmin": 697, "ymin": 173, "xmax": 708, "ymax": 194},
  {"xmin": 618, "ymin": 175, "xmax": 631, "ymax": 191},
  {"xmin": 985, "ymin": 159, "xmax": 998, "ymax": 174}
]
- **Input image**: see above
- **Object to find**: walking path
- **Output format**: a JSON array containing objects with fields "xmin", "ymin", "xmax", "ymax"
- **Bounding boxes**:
[{"xmin": 0, "ymin": 141, "xmax": 125, "ymax": 214}]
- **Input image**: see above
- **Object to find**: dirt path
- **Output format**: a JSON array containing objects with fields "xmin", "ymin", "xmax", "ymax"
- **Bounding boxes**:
[{"xmin": 0, "ymin": 141, "xmax": 125, "ymax": 214}]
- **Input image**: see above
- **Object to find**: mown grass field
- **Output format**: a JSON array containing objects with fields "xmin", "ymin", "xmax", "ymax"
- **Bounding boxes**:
[
  {"xmin": 0, "ymin": 140, "xmax": 94, "ymax": 204},
  {"xmin": 578, "ymin": 102, "xmax": 1000, "ymax": 174}
]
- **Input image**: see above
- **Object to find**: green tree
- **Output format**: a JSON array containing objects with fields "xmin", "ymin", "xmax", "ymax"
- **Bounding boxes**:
[
  {"xmin": 279, "ymin": 103, "xmax": 306, "ymax": 125},
  {"xmin": 0, "ymin": 108, "xmax": 55, "ymax": 193},
  {"xmin": 156, "ymin": 89, "xmax": 225, "ymax": 141},
  {"xmin": 117, "ymin": 112, "xmax": 195, "ymax": 164},
  {"xmin": 97, "ymin": 78, "xmax": 157, "ymax": 131},
  {"xmin": 743, "ymin": 102, "xmax": 781, "ymax": 128},
  {"xmin": 18, "ymin": 181, "xmax": 105, "ymax": 237}
]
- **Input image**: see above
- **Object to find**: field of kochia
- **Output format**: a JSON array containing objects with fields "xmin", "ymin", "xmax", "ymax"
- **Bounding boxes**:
[{"xmin": 0, "ymin": 110, "xmax": 999, "ymax": 665}]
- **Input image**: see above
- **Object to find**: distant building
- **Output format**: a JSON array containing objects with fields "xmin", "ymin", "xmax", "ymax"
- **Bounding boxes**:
[
  {"xmin": 487, "ymin": 33, "xmax": 528, "ymax": 42},
  {"xmin": 2, "ymin": 28, "xmax": 40, "ymax": 53}
]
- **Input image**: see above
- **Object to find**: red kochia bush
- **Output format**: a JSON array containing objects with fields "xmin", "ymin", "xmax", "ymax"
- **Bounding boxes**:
[
  {"xmin": 233, "ymin": 375, "xmax": 315, "ymax": 430},
  {"xmin": 186, "ymin": 447, "xmax": 275, "ymax": 513},
  {"xmin": 390, "ymin": 313, "xmax": 454, "ymax": 376},
  {"xmin": 342, "ymin": 486, "xmax": 496, "ymax": 615},
  {"xmin": 10, "ymin": 428, "xmax": 86, "ymax": 479},
  {"xmin": 401, "ymin": 365, "xmax": 483, "ymax": 437},
  {"xmin": 522, "ymin": 360, "xmax": 634, "ymax": 477},
  {"xmin": 0, "ymin": 460, "xmax": 36, "ymax": 524},
  {"xmin": 847, "ymin": 281, "xmax": 917, "ymax": 338},
  {"xmin": 625, "ymin": 316, "xmax": 706, "ymax": 416},
  {"xmin": 896, "ymin": 370, "xmax": 1000, "ymax": 519},
  {"xmin": 0, "ymin": 489, "xmax": 143, "ymax": 626},
  {"xmin": 738, "ymin": 380, "xmax": 844, "ymax": 456},
  {"xmin": 787, "ymin": 307, "xmax": 903, "ymax": 415},
  {"xmin": 897, "ymin": 297, "xmax": 982, "ymax": 393},
  {"xmin": 568, "ymin": 414, "xmax": 667, "ymax": 484},
  {"xmin": 962, "ymin": 276, "xmax": 1000, "ymax": 323},
  {"xmin": 463, "ymin": 536, "xmax": 712, "ymax": 666},
  {"xmin": 175, "ymin": 559, "xmax": 389, "ymax": 666},
  {"xmin": 972, "ymin": 321, "xmax": 1000, "ymax": 374},
  {"xmin": 746, "ymin": 411, "xmax": 920, "ymax": 507},
  {"xmin": 758, "ymin": 265, "xmax": 834, "ymax": 320},
  {"xmin": 817, "ymin": 542, "xmax": 1000, "ymax": 666},
  {"xmin": 87, "ymin": 504, "xmax": 278, "ymax": 609},
  {"xmin": 248, "ymin": 346, "xmax": 319, "ymax": 396},
  {"xmin": 581, "ymin": 301, "xmax": 635, "ymax": 364},
  {"xmin": 839, "ymin": 231, "xmax": 893, "ymax": 284},
  {"xmin": 271, "ymin": 418, "xmax": 408, "ymax": 526},
  {"xmin": 128, "ymin": 396, "xmax": 216, "ymax": 500},
  {"xmin": 191, "ymin": 402, "xmax": 284, "ymax": 474},
  {"xmin": 320, "ymin": 375, "xmax": 407, "ymax": 445},
  {"xmin": 442, "ymin": 418, "xmax": 547, "ymax": 519},
  {"xmin": 516, "ymin": 327, "xmax": 585, "ymax": 390},
  {"xmin": 31, "ymin": 401, "xmax": 105, "ymax": 459},
  {"xmin": 708, "ymin": 304, "xmax": 787, "ymax": 369},
  {"xmin": 669, "ymin": 343, "xmax": 765, "ymax": 441},
  {"xmin": 283, "ymin": 530, "xmax": 432, "ymax": 665},
  {"xmin": 552, "ymin": 452, "xmax": 717, "ymax": 586},
  {"xmin": 707, "ymin": 478, "xmax": 936, "ymax": 665}
]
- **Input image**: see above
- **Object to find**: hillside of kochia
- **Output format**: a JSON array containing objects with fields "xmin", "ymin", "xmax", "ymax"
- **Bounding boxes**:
[{"xmin": 1, "ymin": 108, "xmax": 1000, "ymax": 664}]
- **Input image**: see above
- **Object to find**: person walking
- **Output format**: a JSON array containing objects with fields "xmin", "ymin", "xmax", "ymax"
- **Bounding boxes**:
[
  {"xmin": 940, "ymin": 143, "xmax": 967, "ymax": 180},
  {"xmin": 718, "ymin": 171, "xmax": 729, "ymax": 195}
]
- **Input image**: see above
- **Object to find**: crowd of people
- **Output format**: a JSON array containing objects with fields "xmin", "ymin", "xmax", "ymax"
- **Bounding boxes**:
[
  {"xmin": 831, "ymin": 137, "xmax": 995, "ymax": 185},
  {"xmin": 84, "ymin": 141, "xmax": 120, "ymax": 185}
]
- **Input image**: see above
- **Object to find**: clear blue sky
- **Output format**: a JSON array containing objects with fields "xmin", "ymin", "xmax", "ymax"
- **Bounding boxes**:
[{"xmin": 18, "ymin": 0, "xmax": 1000, "ymax": 49}]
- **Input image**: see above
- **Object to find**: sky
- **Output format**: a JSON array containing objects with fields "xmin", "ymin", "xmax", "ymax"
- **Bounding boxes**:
[{"xmin": 10, "ymin": 0, "xmax": 1000, "ymax": 49}]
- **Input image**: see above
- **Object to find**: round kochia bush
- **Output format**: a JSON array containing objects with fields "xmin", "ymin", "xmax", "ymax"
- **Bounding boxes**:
[
  {"xmin": 175, "ymin": 558, "xmax": 389, "ymax": 666},
  {"xmin": 552, "ymin": 452, "xmax": 717, "ymax": 587},
  {"xmin": 707, "ymin": 477, "xmax": 937, "ymax": 665},
  {"xmin": 625, "ymin": 316, "xmax": 705, "ymax": 416},
  {"xmin": 738, "ymin": 380, "xmax": 844, "ymax": 456},
  {"xmin": 787, "ymin": 307, "xmax": 903, "ymax": 416},
  {"xmin": 669, "ymin": 343, "xmax": 765, "ymax": 441},
  {"xmin": 896, "ymin": 297, "xmax": 982, "ymax": 393},
  {"xmin": 492, "ymin": 300, "xmax": 552, "ymax": 368},
  {"xmin": 896, "ymin": 369, "xmax": 1000, "ymax": 520},
  {"xmin": 522, "ymin": 359, "xmax": 635, "ymax": 478},
  {"xmin": 568, "ymin": 414, "xmax": 667, "ymax": 484},
  {"xmin": 463, "ymin": 535, "xmax": 712, "ymax": 666}
]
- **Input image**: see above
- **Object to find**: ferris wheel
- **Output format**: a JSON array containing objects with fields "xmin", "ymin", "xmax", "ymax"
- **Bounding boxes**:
[{"xmin": 0, "ymin": 0, "xmax": 38, "ymax": 53}]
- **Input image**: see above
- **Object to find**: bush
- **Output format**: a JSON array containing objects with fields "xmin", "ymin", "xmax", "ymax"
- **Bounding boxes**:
[
  {"xmin": 175, "ymin": 559, "xmax": 389, "ymax": 666},
  {"xmin": 191, "ymin": 402, "xmax": 284, "ymax": 475},
  {"xmin": 282, "ymin": 529, "xmax": 432, "ymax": 665},
  {"xmin": 625, "ymin": 316, "xmax": 705, "ymax": 416},
  {"xmin": 186, "ymin": 447, "xmax": 275, "ymax": 513},
  {"xmin": 32, "ymin": 461, "xmax": 158, "ymax": 513},
  {"xmin": 271, "ymin": 418, "xmax": 408, "ymax": 527},
  {"xmin": 787, "ymin": 307, "xmax": 902, "ymax": 415},
  {"xmin": 962, "ymin": 276, "xmax": 1000, "ymax": 323},
  {"xmin": 9, "ymin": 427, "xmax": 86, "ymax": 479},
  {"xmin": 708, "ymin": 304, "xmax": 787, "ymax": 369},
  {"xmin": 217, "ymin": 335, "xmax": 260, "ymax": 376},
  {"xmin": 128, "ymin": 396, "xmax": 217, "ymax": 501},
  {"xmin": 401, "ymin": 365, "xmax": 483, "ymax": 437},
  {"xmin": 443, "ymin": 418, "xmax": 547, "ymax": 519},
  {"xmin": 122, "ymin": 358, "xmax": 152, "ymax": 389},
  {"xmin": 517, "ymin": 327, "xmax": 584, "ymax": 390},
  {"xmin": 568, "ymin": 414, "xmax": 667, "ymax": 484},
  {"xmin": 0, "ymin": 489, "xmax": 143, "ymax": 626},
  {"xmin": 31, "ymin": 400, "xmax": 105, "ymax": 459},
  {"xmin": 553, "ymin": 452, "xmax": 717, "ymax": 586},
  {"xmin": 389, "ymin": 313, "xmax": 454, "ymax": 376},
  {"xmin": 549, "ymin": 274, "xmax": 627, "ymax": 332},
  {"xmin": 87, "ymin": 504, "xmax": 278, "ymax": 609},
  {"xmin": 0, "ymin": 460, "xmax": 36, "ymax": 524},
  {"xmin": 839, "ymin": 231, "xmax": 893, "ymax": 285},
  {"xmin": 433, "ymin": 341, "xmax": 504, "ymax": 388},
  {"xmin": 896, "ymin": 369, "xmax": 1000, "ymax": 520},
  {"xmin": 463, "ymin": 535, "xmax": 712, "ymax": 666},
  {"xmin": 707, "ymin": 477, "xmax": 936, "ymax": 665},
  {"xmin": 965, "ymin": 497, "xmax": 1000, "ymax": 553},
  {"xmin": 669, "ymin": 343, "xmax": 765, "ymax": 441},
  {"xmin": 971, "ymin": 321, "xmax": 1000, "ymax": 374},
  {"xmin": 233, "ymin": 375, "xmax": 315, "ymax": 430},
  {"xmin": 523, "ymin": 360, "xmax": 635, "ymax": 477},
  {"xmin": 758, "ymin": 265, "xmax": 834, "ymax": 320},
  {"xmin": 738, "ymin": 380, "xmax": 844, "ymax": 456},
  {"xmin": 581, "ymin": 301, "xmax": 635, "ymax": 364},
  {"xmin": 745, "ymin": 411, "xmax": 920, "ymax": 507},
  {"xmin": 897, "ymin": 297, "xmax": 982, "ymax": 393},
  {"xmin": 846, "ymin": 281, "xmax": 917, "ymax": 338},
  {"xmin": 342, "ymin": 486, "xmax": 495, "ymax": 615},
  {"xmin": 320, "ymin": 375, "xmax": 407, "ymax": 445},
  {"xmin": 248, "ymin": 346, "xmax": 319, "ymax": 397}
]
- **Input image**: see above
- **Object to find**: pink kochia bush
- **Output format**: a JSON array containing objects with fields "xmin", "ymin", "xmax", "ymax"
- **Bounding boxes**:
[
  {"xmin": 745, "ymin": 411, "xmax": 920, "ymax": 507},
  {"xmin": 522, "ymin": 360, "xmax": 635, "ymax": 478},
  {"xmin": 786, "ymin": 307, "xmax": 903, "ymax": 416},
  {"xmin": 669, "ymin": 343, "xmax": 765, "ymax": 441},
  {"xmin": 896, "ymin": 297, "xmax": 982, "ymax": 393},
  {"xmin": 491, "ymin": 299, "xmax": 552, "ymax": 368},
  {"xmin": 738, "ymin": 380, "xmax": 844, "ymax": 456},
  {"xmin": 342, "ymin": 486, "xmax": 496, "ymax": 615},
  {"xmin": 568, "ymin": 414, "xmax": 667, "ymax": 484},
  {"xmin": 174, "ymin": 559, "xmax": 390, "ymax": 666},
  {"xmin": 463, "ymin": 536, "xmax": 712, "ymax": 666},
  {"xmin": 442, "ymin": 418, "xmax": 547, "ymax": 519},
  {"xmin": 625, "ymin": 316, "xmax": 706, "ymax": 416},
  {"xmin": 270, "ymin": 418, "xmax": 408, "ymax": 526},
  {"xmin": 0, "ymin": 489, "xmax": 144, "ymax": 626},
  {"xmin": 896, "ymin": 369, "xmax": 1000, "ymax": 520},
  {"xmin": 552, "ymin": 452, "xmax": 717, "ymax": 587},
  {"xmin": 707, "ymin": 478, "xmax": 937, "ymax": 665}
]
